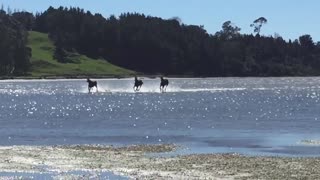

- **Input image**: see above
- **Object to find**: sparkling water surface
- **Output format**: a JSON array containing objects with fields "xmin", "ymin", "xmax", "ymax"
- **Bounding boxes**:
[{"xmin": 1, "ymin": 77, "xmax": 320, "ymax": 157}]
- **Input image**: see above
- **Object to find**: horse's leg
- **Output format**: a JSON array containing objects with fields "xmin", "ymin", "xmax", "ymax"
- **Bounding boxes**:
[
  {"xmin": 88, "ymin": 87, "xmax": 91, "ymax": 93},
  {"xmin": 96, "ymin": 86, "xmax": 98, "ymax": 92},
  {"xmin": 161, "ymin": 84, "xmax": 167, "ymax": 92},
  {"xmin": 161, "ymin": 86, "xmax": 165, "ymax": 93}
]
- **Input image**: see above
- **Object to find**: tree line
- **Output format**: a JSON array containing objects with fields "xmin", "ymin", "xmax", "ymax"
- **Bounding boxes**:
[
  {"xmin": 0, "ymin": 8, "xmax": 31, "ymax": 76},
  {"xmin": 2, "ymin": 6, "xmax": 320, "ymax": 76}
]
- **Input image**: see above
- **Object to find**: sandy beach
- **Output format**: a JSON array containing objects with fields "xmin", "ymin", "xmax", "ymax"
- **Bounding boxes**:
[{"xmin": 0, "ymin": 144, "xmax": 319, "ymax": 179}]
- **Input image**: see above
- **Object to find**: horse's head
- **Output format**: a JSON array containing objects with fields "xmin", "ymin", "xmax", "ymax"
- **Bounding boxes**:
[
  {"xmin": 87, "ymin": 78, "xmax": 90, "ymax": 82},
  {"xmin": 160, "ymin": 77, "xmax": 164, "ymax": 80},
  {"xmin": 134, "ymin": 76, "xmax": 138, "ymax": 81}
]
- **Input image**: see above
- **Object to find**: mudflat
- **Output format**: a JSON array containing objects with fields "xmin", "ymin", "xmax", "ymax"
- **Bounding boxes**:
[{"xmin": 1, "ymin": 144, "xmax": 320, "ymax": 179}]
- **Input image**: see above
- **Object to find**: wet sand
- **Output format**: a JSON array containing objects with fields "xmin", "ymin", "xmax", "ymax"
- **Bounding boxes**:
[{"xmin": 1, "ymin": 144, "xmax": 320, "ymax": 179}]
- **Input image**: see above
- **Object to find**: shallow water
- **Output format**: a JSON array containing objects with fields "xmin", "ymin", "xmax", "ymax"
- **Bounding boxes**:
[
  {"xmin": 0, "ymin": 170, "xmax": 127, "ymax": 180},
  {"xmin": 1, "ymin": 77, "xmax": 320, "ymax": 157}
]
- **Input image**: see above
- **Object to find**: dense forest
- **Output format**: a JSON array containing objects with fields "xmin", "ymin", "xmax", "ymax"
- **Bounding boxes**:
[
  {"xmin": 1, "ymin": 6, "xmax": 320, "ymax": 76},
  {"xmin": 0, "ymin": 9, "xmax": 31, "ymax": 75}
]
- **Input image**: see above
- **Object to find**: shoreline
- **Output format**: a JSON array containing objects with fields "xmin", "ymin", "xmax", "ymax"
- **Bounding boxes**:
[
  {"xmin": 0, "ymin": 74, "xmax": 210, "ymax": 80},
  {"xmin": 1, "ymin": 75, "xmax": 320, "ymax": 80},
  {"xmin": 1, "ymin": 144, "xmax": 320, "ymax": 179}
]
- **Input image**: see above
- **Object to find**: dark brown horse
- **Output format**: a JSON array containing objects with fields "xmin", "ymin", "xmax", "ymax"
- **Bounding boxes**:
[
  {"xmin": 87, "ymin": 78, "xmax": 98, "ymax": 93},
  {"xmin": 133, "ymin": 77, "xmax": 143, "ymax": 91},
  {"xmin": 160, "ymin": 77, "xmax": 169, "ymax": 92}
]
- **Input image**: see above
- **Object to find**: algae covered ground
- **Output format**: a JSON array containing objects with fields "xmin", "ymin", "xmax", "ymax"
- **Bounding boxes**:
[
  {"xmin": 1, "ymin": 144, "xmax": 320, "ymax": 179},
  {"xmin": 27, "ymin": 31, "xmax": 135, "ymax": 78}
]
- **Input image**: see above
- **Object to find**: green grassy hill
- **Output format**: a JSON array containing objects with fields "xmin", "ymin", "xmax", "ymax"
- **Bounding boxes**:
[{"xmin": 27, "ymin": 31, "xmax": 135, "ymax": 78}]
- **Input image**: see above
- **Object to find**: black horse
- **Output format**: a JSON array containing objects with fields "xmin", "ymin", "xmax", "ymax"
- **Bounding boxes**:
[
  {"xmin": 133, "ymin": 77, "xmax": 143, "ymax": 91},
  {"xmin": 87, "ymin": 78, "xmax": 98, "ymax": 93},
  {"xmin": 160, "ymin": 77, "xmax": 169, "ymax": 92}
]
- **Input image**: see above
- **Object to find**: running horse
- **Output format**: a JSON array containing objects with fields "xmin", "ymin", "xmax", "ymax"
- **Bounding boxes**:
[
  {"xmin": 160, "ymin": 77, "xmax": 169, "ymax": 92},
  {"xmin": 133, "ymin": 77, "xmax": 143, "ymax": 91},
  {"xmin": 87, "ymin": 78, "xmax": 98, "ymax": 93}
]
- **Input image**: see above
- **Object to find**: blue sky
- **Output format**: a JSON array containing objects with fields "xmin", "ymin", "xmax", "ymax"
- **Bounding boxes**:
[{"xmin": 2, "ymin": 0, "xmax": 320, "ymax": 41}]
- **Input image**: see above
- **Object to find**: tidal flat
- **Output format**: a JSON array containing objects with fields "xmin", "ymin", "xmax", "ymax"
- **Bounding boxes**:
[{"xmin": 1, "ymin": 144, "xmax": 320, "ymax": 179}]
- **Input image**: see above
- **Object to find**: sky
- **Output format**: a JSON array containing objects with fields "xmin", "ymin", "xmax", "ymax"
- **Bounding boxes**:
[{"xmin": 2, "ymin": 0, "xmax": 320, "ymax": 42}]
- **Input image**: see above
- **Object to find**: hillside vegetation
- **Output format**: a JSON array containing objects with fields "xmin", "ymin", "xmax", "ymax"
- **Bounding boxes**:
[
  {"xmin": 31, "ymin": 7, "xmax": 320, "ymax": 76},
  {"xmin": 1, "ymin": 7, "xmax": 320, "ymax": 77},
  {"xmin": 28, "ymin": 31, "xmax": 135, "ymax": 77},
  {"xmin": 0, "ymin": 10, "xmax": 30, "ymax": 76}
]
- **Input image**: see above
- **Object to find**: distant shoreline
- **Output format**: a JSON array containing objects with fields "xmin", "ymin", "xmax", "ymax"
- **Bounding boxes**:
[
  {"xmin": 1, "ymin": 74, "xmax": 320, "ymax": 80},
  {"xmin": 0, "ymin": 75, "xmax": 207, "ymax": 80}
]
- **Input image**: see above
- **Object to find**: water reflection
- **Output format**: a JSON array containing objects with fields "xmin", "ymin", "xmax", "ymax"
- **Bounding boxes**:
[{"xmin": 0, "ymin": 77, "xmax": 320, "ymax": 156}]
